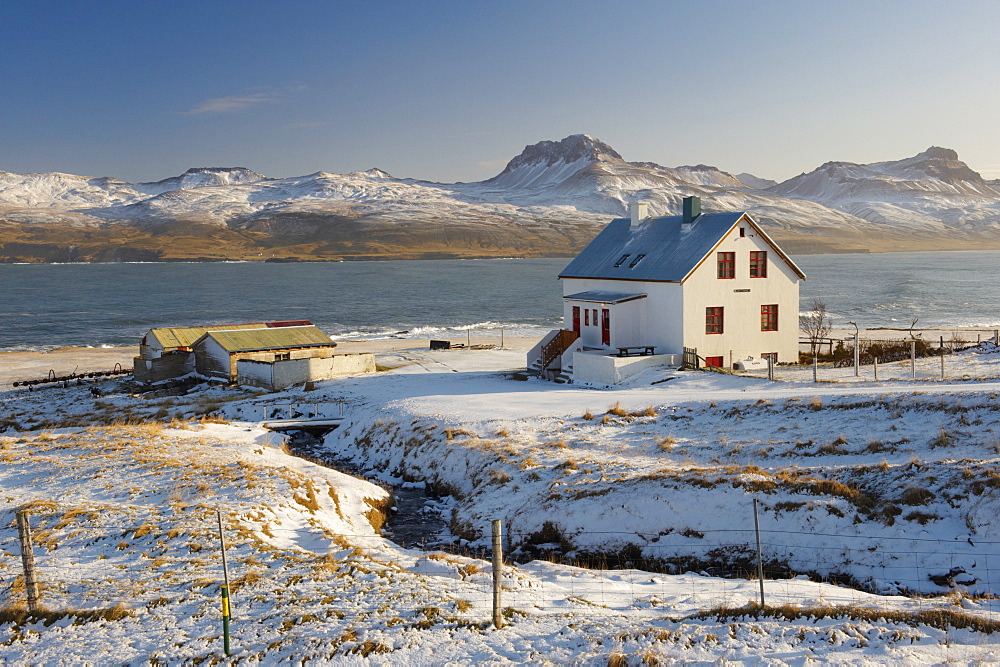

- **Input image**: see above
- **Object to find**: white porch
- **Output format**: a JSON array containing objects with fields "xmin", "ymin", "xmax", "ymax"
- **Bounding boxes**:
[{"xmin": 570, "ymin": 348, "xmax": 681, "ymax": 385}]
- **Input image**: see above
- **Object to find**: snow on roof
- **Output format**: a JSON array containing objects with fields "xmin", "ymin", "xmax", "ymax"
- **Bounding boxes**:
[
  {"xmin": 559, "ymin": 212, "xmax": 805, "ymax": 282},
  {"xmin": 195, "ymin": 325, "xmax": 336, "ymax": 352},
  {"xmin": 563, "ymin": 290, "xmax": 647, "ymax": 304}
]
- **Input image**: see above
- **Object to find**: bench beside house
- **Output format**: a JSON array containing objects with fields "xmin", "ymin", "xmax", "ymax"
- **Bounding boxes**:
[{"xmin": 529, "ymin": 196, "xmax": 805, "ymax": 384}]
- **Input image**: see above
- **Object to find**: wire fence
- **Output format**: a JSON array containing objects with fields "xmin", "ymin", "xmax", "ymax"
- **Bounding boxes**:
[{"xmin": 3, "ymin": 503, "xmax": 999, "ymax": 630}]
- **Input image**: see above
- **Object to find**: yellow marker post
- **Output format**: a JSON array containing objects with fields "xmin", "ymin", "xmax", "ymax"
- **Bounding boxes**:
[
  {"xmin": 217, "ymin": 509, "xmax": 233, "ymax": 657},
  {"xmin": 221, "ymin": 584, "xmax": 231, "ymax": 656}
]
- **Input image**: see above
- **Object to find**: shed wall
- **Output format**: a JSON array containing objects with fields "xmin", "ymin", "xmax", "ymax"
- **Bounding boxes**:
[
  {"xmin": 133, "ymin": 351, "xmax": 195, "ymax": 383},
  {"xmin": 237, "ymin": 353, "xmax": 376, "ymax": 390}
]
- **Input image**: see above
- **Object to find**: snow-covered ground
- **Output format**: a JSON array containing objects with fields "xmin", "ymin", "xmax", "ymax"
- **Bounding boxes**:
[{"xmin": 1, "ymin": 342, "xmax": 1000, "ymax": 662}]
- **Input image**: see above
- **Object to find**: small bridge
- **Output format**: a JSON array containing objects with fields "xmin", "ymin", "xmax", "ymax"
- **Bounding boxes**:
[{"xmin": 261, "ymin": 417, "xmax": 345, "ymax": 433}]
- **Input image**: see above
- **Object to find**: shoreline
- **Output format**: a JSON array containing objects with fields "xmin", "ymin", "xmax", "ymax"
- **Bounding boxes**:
[
  {"xmin": 5, "ymin": 328, "xmax": 999, "ymax": 387},
  {"xmin": 6, "ymin": 247, "xmax": 1000, "ymax": 267},
  {"xmin": 0, "ymin": 338, "xmax": 543, "ymax": 386}
]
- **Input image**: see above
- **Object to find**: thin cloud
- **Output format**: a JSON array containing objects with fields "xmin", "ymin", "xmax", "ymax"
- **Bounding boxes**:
[
  {"xmin": 287, "ymin": 121, "xmax": 327, "ymax": 129},
  {"xmin": 977, "ymin": 163, "xmax": 1000, "ymax": 179},
  {"xmin": 477, "ymin": 158, "xmax": 509, "ymax": 170},
  {"xmin": 183, "ymin": 91, "xmax": 280, "ymax": 115}
]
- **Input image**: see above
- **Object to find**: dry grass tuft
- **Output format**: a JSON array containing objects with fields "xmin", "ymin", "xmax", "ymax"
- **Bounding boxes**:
[
  {"xmin": 929, "ymin": 427, "xmax": 954, "ymax": 448},
  {"xmin": 606, "ymin": 402, "xmax": 629, "ymax": 417},
  {"xmin": 694, "ymin": 603, "xmax": 1000, "ymax": 635},
  {"xmin": 0, "ymin": 602, "xmax": 132, "ymax": 625},
  {"xmin": 607, "ymin": 652, "xmax": 628, "ymax": 667},
  {"xmin": 899, "ymin": 486, "xmax": 935, "ymax": 506}
]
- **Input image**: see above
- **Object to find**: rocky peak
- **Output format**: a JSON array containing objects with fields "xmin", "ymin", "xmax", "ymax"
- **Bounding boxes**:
[
  {"xmin": 919, "ymin": 146, "xmax": 959, "ymax": 161},
  {"xmin": 890, "ymin": 147, "xmax": 983, "ymax": 185},
  {"xmin": 496, "ymin": 134, "xmax": 623, "ymax": 175}
]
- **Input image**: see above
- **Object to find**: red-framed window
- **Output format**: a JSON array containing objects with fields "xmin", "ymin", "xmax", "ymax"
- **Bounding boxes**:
[
  {"xmin": 761, "ymin": 304, "xmax": 778, "ymax": 331},
  {"xmin": 592, "ymin": 309, "xmax": 597, "ymax": 325},
  {"xmin": 706, "ymin": 307, "xmax": 724, "ymax": 334},
  {"xmin": 717, "ymin": 252, "xmax": 735, "ymax": 279},
  {"xmin": 705, "ymin": 356, "xmax": 724, "ymax": 368},
  {"xmin": 572, "ymin": 307, "xmax": 580, "ymax": 334},
  {"xmin": 584, "ymin": 309, "xmax": 590, "ymax": 326},
  {"xmin": 750, "ymin": 251, "xmax": 767, "ymax": 278}
]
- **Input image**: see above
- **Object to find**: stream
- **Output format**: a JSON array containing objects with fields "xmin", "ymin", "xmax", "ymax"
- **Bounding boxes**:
[{"xmin": 283, "ymin": 430, "xmax": 454, "ymax": 550}]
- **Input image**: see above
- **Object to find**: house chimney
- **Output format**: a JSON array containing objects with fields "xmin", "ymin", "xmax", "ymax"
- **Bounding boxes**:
[
  {"xmin": 682, "ymin": 196, "xmax": 701, "ymax": 226},
  {"xmin": 629, "ymin": 201, "xmax": 649, "ymax": 229}
]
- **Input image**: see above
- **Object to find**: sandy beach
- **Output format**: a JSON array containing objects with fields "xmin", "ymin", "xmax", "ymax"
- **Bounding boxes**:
[
  {"xmin": 0, "ymin": 337, "xmax": 542, "ymax": 387},
  {"xmin": 5, "ymin": 328, "xmax": 998, "ymax": 388}
]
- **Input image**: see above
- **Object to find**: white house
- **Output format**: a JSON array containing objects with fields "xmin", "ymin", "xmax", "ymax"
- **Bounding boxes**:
[{"xmin": 529, "ymin": 197, "xmax": 805, "ymax": 384}]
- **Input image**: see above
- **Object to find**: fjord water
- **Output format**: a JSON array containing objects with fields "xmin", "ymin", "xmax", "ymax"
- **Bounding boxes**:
[{"xmin": 1, "ymin": 251, "xmax": 999, "ymax": 351}]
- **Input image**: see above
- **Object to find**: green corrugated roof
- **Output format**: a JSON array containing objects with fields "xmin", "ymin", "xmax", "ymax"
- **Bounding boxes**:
[
  {"xmin": 151, "ymin": 323, "xmax": 267, "ymax": 349},
  {"xmin": 198, "ymin": 326, "xmax": 335, "ymax": 352}
]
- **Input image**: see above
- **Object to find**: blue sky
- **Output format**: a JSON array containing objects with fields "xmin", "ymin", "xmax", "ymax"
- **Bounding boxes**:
[{"xmin": 3, "ymin": 1, "xmax": 999, "ymax": 183}]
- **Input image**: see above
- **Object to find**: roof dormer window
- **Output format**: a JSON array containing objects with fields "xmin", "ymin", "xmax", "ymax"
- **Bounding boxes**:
[
  {"xmin": 628, "ymin": 254, "xmax": 646, "ymax": 268},
  {"xmin": 613, "ymin": 254, "xmax": 630, "ymax": 268}
]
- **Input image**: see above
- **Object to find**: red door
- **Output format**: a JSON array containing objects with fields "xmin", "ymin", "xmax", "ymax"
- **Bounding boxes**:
[
  {"xmin": 572, "ymin": 306, "xmax": 580, "ymax": 335},
  {"xmin": 601, "ymin": 309, "xmax": 611, "ymax": 346}
]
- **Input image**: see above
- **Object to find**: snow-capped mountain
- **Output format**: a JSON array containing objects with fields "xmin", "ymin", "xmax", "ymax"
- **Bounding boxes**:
[
  {"xmin": 2, "ymin": 136, "xmax": 999, "ymax": 262},
  {"xmin": 473, "ymin": 135, "xmax": 747, "ymax": 215},
  {"xmin": 134, "ymin": 167, "xmax": 269, "ymax": 196},
  {"xmin": 735, "ymin": 172, "xmax": 778, "ymax": 189},
  {"xmin": 770, "ymin": 147, "xmax": 1000, "ymax": 230}
]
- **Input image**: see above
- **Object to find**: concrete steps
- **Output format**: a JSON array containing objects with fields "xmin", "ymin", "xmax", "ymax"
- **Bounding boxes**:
[{"xmin": 553, "ymin": 366, "xmax": 574, "ymax": 384}]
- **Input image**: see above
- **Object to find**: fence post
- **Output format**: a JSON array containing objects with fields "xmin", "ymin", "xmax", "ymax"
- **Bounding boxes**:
[
  {"xmin": 941, "ymin": 347, "xmax": 945, "ymax": 380},
  {"xmin": 753, "ymin": 499, "xmax": 765, "ymax": 608},
  {"xmin": 853, "ymin": 333, "xmax": 859, "ymax": 377},
  {"xmin": 910, "ymin": 340, "xmax": 916, "ymax": 379},
  {"xmin": 874, "ymin": 357, "xmax": 879, "ymax": 382},
  {"xmin": 217, "ymin": 510, "xmax": 232, "ymax": 656},
  {"xmin": 492, "ymin": 519, "xmax": 503, "ymax": 629},
  {"xmin": 16, "ymin": 510, "xmax": 40, "ymax": 613},
  {"xmin": 812, "ymin": 355, "xmax": 818, "ymax": 383}
]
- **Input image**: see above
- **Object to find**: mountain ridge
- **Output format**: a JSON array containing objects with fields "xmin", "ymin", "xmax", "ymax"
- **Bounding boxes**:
[{"xmin": 2, "ymin": 137, "xmax": 999, "ymax": 262}]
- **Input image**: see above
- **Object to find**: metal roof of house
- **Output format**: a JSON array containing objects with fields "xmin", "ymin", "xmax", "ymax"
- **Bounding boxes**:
[
  {"xmin": 195, "ymin": 325, "xmax": 336, "ymax": 353},
  {"xmin": 559, "ymin": 212, "xmax": 806, "ymax": 282},
  {"xmin": 148, "ymin": 320, "xmax": 316, "ymax": 349},
  {"xmin": 150, "ymin": 323, "xmax": 270, "ymax": 349},
  {"xmin": 563, "ymin": 290, "xmax": 647, "ymax": 304}
]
